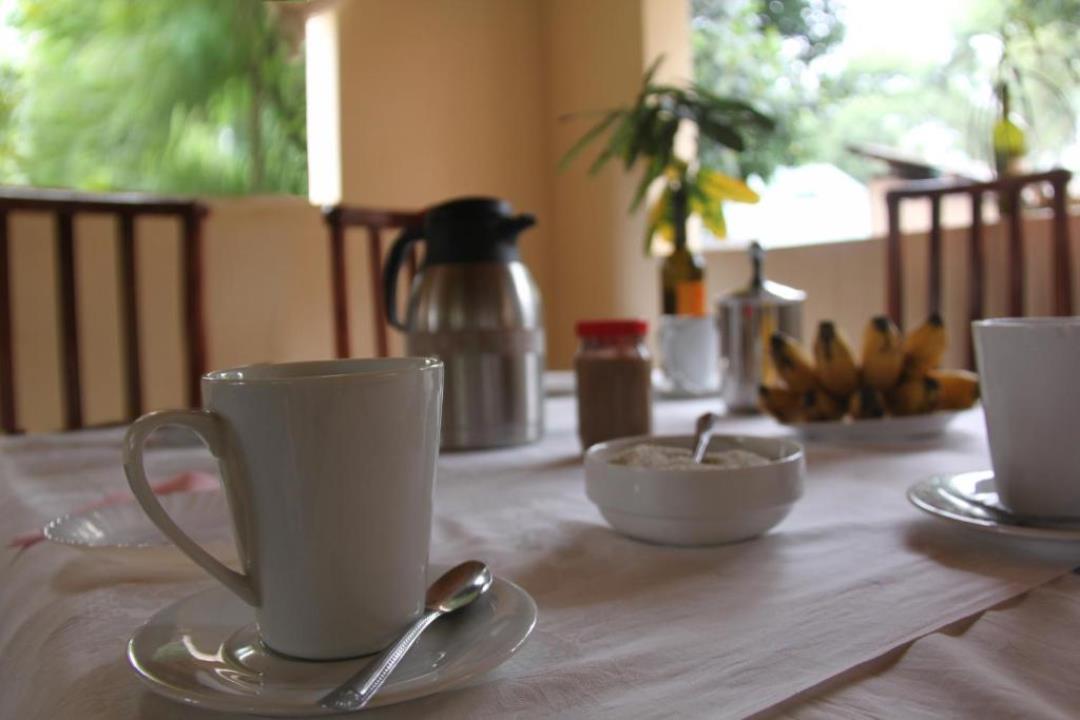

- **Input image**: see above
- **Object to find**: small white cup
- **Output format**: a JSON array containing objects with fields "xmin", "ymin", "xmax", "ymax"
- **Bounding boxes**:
[
  {"xmin": 658, "ymin": 315, "xmax": 720, "ymax": 395},
  {"xmin": 973, "ymin": 318, "xmax": 1080, "ymax": 517},
  {"xmin": 124, "ymin": 357, "xmax": 444, "ymax": 659}
]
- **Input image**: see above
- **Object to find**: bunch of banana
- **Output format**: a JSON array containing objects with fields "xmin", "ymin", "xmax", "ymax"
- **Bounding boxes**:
[
  {"xmin": 758, "ymin": 312, "xmax": 980, "ymax": 424},
  {"xmin": 887, "ymin": 376, "xmax": 940, "ymax": 416},
  {"xmin": 861, "ymin": 316, "xmax": 905, "ymax": 390},
  {"xmin": 928, "ymin": 368, "xmax": 979, "ymax": 410},
  {"xmin": 849, "ymin": 386, "xmax": 886, "ymax": 420},
  {"xmin": 803, "ymin": 388, "xmax": 845, "ymax": 422},
  {"xmin": 814, "ymin": 321, "xmax": 859, "ymax": 397},
  {"xmin": 902, "ymin": 312, "xmax": 947, "ymax": 376},
  {"xmin": 769, "ymin": 332, "xmax": 818, "ymax": 392},
  {"xmin": 759, "ymin": 385, "xmax": 802, "ymax": 423}
]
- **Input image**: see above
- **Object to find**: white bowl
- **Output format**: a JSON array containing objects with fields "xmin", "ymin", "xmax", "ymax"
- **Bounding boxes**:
[{"xmin": 584, "ymin": 435, "xmax": 805, "ymax": 546}]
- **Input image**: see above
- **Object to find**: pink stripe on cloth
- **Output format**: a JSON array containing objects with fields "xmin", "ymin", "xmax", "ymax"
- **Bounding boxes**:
[{"xmin": 8, "ymin": 471, "xmax": 219, "ymax": 549}]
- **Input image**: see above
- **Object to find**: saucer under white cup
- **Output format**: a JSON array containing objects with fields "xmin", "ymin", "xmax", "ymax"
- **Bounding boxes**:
[
  {"xmin": 973, "ymin": 318, "xmax": 1080, "ymax": 517},
  {"xmin": 908, "ymin": 471, "xmax": 1080, "ymax": 542},
  {"xmin": 128, "ymin": 572, "xmax": 537, "ymax": 715}
]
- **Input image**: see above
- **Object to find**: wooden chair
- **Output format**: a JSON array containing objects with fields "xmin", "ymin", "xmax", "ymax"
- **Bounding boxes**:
[
  {"xmin": 321, "ymin": 205, "xmax": 423, "ymax": 358},
  {"xmin": 885, "ymin": 168, "xmax": 1074, "ymax": 366},
  {"xmin": 0, "ymin": 187, "xmax": 208, "ymax": 432}
]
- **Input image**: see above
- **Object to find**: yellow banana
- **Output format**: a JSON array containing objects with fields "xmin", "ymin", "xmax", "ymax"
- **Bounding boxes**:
[
  {"xmin": 860, "ymin": 316, "xmax": 905, "ymax": 391},
  {"xmin": 849, "ymin": 386, "xmax": 887, "ymax": 420},
  {"xmin": 814, "ymin": 321, "xmax": 859, "ymax": 398},
  {"xmin": 769, "ymin": 332, "xmax": 818, "ymax": 393},
  {"xmin": 803, "ymin": 388, "xmax": 845, "ymax": 422},
  {"xmin": 928, "ymin": 369, "xmax": 979, "ymax": 410},
  {"xmin": 903, "ymin": 313, "xmax": 947, "ymax": 375},
  {"xmin": 887, "ymin": 376, "xmax": 940, "ymax": 416},
  {"xmin": 759, "ymin": 385, "xmax": 803, "ymax": 424}
]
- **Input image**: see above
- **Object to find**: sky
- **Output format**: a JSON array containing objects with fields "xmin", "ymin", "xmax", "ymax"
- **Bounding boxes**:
[
  {"xmin": 834, "ymin": 0, "xmax": 975, "ymax": 66},
  {"xmin": 0, "ymin": 0, "xmax": 23, "ymax": 63}
]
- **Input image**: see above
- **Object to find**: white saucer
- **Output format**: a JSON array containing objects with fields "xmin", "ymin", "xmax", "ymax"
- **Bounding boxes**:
[
  {"xmin": 789, "ymin": 410, "xmax": 962, "ymax": 443},
  {"xmin": 128, "ymin": 575, "xmax": 537, "ymax": 715},
  {"xmin": 43, "ymin": 491, "xmax": 232, "ymax": 552},
  {"xmin": 907, "ymin": 470, "xmax": 1080, "ymax": 542}
]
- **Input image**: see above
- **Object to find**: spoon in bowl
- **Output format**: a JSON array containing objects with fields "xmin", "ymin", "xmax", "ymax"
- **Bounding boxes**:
[
  {"xmin": 692, "ymin": 412, "xmax": 722, "ymax": 463},
  {"xmin": 319, "ymin": 560, "xmax": 494, "ymax": 712}
]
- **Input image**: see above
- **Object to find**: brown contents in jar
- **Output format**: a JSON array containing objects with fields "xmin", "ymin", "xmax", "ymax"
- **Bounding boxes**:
[{"xmin": 575, "ymin": 354, "xmax": 652, "ymax": 450}]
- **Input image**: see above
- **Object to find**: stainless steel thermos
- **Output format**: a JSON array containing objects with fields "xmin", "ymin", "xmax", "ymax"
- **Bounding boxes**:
[{"xmin": 383, "ymin": 197, "xmax": 544, "ymax": 449}]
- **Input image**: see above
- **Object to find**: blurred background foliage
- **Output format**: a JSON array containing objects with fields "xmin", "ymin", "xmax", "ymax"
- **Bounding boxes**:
[
  {"xmin": 692, "ymin": 0, "xmax": 1079, "ymax": 183},
  {"xmin": 0, "ymin": 0, "xmax": 307, "ymax": 195}
]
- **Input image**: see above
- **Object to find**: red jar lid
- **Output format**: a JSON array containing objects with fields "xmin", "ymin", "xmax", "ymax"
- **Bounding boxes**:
[{"xmin": 575, "ymin": 319, "xmax": 648, "ymax": 338}]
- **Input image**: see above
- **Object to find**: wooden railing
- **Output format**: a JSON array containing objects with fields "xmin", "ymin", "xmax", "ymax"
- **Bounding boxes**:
[
  {"xmin": 885, "ymin": 169, "xmax": 1073, "ymax": 366},
  {"xmin": 0, "ymin": 187, "xmax": 208, "ymax": 432},
  {"xmin": 321, "ymin": 205, "xmax": 422, "ymax": 358}
]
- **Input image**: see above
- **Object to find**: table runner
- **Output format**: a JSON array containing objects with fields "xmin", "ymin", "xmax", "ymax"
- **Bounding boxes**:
[{"xmin": 2, "ymin": 399, "xmax": 1078, "ymax": 719}]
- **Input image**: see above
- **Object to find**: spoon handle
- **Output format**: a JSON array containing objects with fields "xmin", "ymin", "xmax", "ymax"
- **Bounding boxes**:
[
  {"xmin": 693, "ymin": 412, "xmax": 722, "ymax": 463},
  {"xmin": 319, "ymin": 608, "xmax": 442, "ymax": 711}
]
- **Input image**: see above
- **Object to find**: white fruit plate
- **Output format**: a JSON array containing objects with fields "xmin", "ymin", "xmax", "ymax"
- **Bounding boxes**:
[{"xmin": 785, "ymin": 409, "xmax": 965, "ymax": 443}]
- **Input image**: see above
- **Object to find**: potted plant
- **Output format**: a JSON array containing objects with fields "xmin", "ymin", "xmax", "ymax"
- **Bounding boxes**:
[{"xmin": 560, "ymin": 59, "xmax": 773, "ymax": 315}]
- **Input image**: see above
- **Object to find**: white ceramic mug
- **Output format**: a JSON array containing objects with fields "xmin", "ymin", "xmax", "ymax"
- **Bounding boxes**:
[
  {"xmin": 124, "ymin": 357, "xmax": 444, "ymax": 659},
  {"xmin": 973, "ymin": 318, "xmax": 1080, "ymax": 517},
  {"xmin": 658, "ymin": 314, "xmax": 721, "ymax": 395}
]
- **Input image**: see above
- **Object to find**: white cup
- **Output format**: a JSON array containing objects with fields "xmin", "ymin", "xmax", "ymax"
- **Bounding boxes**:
[
  {"xmin": 658, "ymin": 314, "xmax": 720, "ymax": 395},
  {"xmin": 973, "ymin": 318, "xmax": 1080, "ymax": 517},
  {"xmin": 124, "ymin": 357, "xmax": 444, "ymax": 659}
]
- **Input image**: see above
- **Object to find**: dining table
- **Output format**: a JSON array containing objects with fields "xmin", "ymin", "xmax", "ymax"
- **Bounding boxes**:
[{"xmin": 2, "ymin": 385, "xmax": 1079, "ymax": 719}]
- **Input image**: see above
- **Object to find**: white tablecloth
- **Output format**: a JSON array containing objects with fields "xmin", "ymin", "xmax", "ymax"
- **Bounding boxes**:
[{"xmin": 2, "ymin": 398, "xmax": 1078, "ymax": 719}]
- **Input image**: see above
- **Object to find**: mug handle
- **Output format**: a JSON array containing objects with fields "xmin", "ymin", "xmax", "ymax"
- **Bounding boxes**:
[{"xmin": 123, "ymin": 409, "xmax": 258, "ymax": 606}]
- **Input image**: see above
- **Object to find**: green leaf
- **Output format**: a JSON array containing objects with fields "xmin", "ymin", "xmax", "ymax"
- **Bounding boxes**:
[
  {"xmin": 697, "ymin": 115, "xmax": 746, "ymax": 151},
  {"xmin": 623, "ymin": 103, "xmax": 661, "ymax": 169},
  {"xmin": 640, "ymin": 55, "xmax": 665, "ymax": 94},
  {"xmin": 630, "ymin": 153, "xmax": 666, "ymax": 211},
  {"xmin": 558, "ymin": 109, "xmax": 623, "ymax": 172},
  {"xmin": 587, "ymin": 112, "xmax": 635, "ymax": 175}
]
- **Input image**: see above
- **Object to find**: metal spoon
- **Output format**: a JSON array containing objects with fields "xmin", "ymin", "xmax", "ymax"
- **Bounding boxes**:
[
  {"xmin": 319, "ymin": 561, "xmax": 494, "ymax": 712},
  {"xmin": 692, "ymin": 412, "xmax": 722, "ymax": 463}
]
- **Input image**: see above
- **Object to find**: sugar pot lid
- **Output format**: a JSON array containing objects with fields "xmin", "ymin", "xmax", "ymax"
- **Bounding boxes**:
[{"xmin": 717, "ymin": 241, "xmax": 805, "ymax": 307}]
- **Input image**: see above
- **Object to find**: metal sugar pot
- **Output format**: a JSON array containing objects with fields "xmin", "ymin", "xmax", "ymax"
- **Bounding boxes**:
[
  {"xmin": 383, "ymin": 197, "xmax": 544, "ymax": 449},
  {"xmin": 716, "ymin": 242, "xmax": 805, "ymax": 413}
]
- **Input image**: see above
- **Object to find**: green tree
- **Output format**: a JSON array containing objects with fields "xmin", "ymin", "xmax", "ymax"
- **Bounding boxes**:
[
  {"xmin": 0, "ymin": 0, "xmax": 306, "ymax": 195},
  {"xmin": 692, "ymin": 0, "xmax": 845, "ymax": 180},
  {"xmin": 946, "ymin": 0, "xmax": 1079, "ymax": 170},
  {"xmin": 693, "ymin": 0, "xmax": 1079, "ymax": 183}
]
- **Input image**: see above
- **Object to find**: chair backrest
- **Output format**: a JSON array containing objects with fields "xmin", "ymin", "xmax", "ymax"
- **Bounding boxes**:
[
  {"xmin": 0, "ymin": 187, "xmax": 208, "ymax": 432},
  {"xmin": 321, "ymin": 205, "xmax": 423, "ymax": 358},
  {"xmin": 884, "ymin": 168, "xmax": 1073, "ymax": 366}
]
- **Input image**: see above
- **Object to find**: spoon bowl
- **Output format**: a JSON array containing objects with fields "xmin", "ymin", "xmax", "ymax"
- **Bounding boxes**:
[{"xmin": 319, "ymin": 560, "xmax": 494, "ymax": 711}]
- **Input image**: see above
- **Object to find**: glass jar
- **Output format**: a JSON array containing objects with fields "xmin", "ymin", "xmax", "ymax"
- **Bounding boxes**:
[{"xmin": 574, "ymin": 319, "xmax": 653, "ymax": 451}]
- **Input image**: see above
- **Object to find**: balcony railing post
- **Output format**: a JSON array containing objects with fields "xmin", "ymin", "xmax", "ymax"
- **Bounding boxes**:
[
  {"xmin": 55, "ymin": 211, "xmax": 82, "ymax": 430},
  {"xmin": 181, "ymin": 206, "xmax": 207, "ymax": 409},
  {"xmin": 116, "ymin": 211, "xmax": 143, "ymax": 420},
  {"xmin": 0, "ymin": 211, "xmax": 16, "ymax": 433}
]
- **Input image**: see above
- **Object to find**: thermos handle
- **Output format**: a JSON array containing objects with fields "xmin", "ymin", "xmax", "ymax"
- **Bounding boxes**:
[{"xmin": 383, "ymin": 223, "xmax": 425, "ymax": 331}]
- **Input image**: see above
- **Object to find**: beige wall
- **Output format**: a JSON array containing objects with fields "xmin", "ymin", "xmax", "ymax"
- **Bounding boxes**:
[
  {"xmin": 706, "ymin": 212, "xmax": 1080, "ymax": 369},
  {"xmin": 308, "ymin": 0, "xmax": 692, "ymax": 368},
  {"xmin": 310, "ymin": 0, "xmax": 554, "ymax": 354}
]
